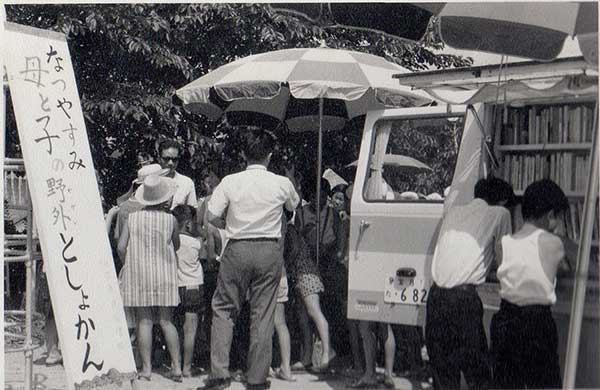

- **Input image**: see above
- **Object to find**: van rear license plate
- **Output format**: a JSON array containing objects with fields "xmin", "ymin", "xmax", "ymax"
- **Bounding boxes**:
[{"xmin": 384, "ymin": 277, "xmax": 428, "ymax": 305}]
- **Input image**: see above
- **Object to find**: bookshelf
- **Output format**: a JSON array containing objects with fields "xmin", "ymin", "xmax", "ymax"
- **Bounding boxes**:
[
  {"xmin": 495, "ymin": 98, "xmax": 599, "ymax": 256},
  {"xmin": 493, "ymin": 97, "xmax": 599, "ymax": 330}
]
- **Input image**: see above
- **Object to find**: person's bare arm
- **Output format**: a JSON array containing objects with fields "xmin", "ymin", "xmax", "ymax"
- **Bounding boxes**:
[
  {"xmin": 208, "ymin": 210, "xmax": 226, "ymax": 229},
  {"xmin": 556, "ymin": 236, "xmax": 578, "ymax": 277},
  {"xmin": 117, "ymin": 218, "xmax": 130, "ymax": 261},
  {"xmin": 171, "ymin": 216, "xmax": 181, "ymax": 251},
  {"xmin": 494, "ymin": 211, "xmax": 513, "ymax": 269}
]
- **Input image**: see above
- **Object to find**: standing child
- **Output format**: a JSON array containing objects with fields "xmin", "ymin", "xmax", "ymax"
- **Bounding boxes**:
[
  {"xmin": 492, "ymin": 179, "xmax": 577, "ymax": 389},
  {"xmin": 273, "ymin": 267, "xmax": 295, "ymax": 382},
  {"xmin": 172, "ymin": 205, "xmax": 205, "ymax": 378}
]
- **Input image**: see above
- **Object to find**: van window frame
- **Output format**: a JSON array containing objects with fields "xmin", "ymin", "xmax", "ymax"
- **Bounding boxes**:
[{"xmin": 361, "ymin": 112, "xmax": 466, "ymax": 204}]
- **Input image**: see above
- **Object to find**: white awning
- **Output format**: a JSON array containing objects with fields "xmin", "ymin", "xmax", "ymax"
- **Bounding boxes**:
[
  {"xmin": 425, "ymin": 74, "xmax": 597, "ymax": 105},
  {"xmin": 394, "ymin": 57, "xmax": 598, "ymax": 105}
]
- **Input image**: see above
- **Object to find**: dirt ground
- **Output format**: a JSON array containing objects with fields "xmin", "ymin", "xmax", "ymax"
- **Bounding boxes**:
[{"xmin": 5, "ymin": 347, "xmax": 433, "ymax": 390}]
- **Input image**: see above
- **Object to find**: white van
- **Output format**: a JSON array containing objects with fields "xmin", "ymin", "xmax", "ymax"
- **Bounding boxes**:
[{"xmin": 347, "ymin": 57, "xmax": 599, "ymax": 387}]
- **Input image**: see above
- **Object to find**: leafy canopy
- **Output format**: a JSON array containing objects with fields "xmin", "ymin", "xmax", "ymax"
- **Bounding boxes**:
[{"xmin": 6, "ymin": 4, "xmax": 472, "ymax": 205}]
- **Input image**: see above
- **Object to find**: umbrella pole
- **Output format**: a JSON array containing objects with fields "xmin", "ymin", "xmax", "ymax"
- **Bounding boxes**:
[
  {"xmin": 315, "ymin": 96, "xmax": 324, "ymax": 267},
  {"xmin": 563, "ymin": 99, "xmax": 599, "ymax": 389}
]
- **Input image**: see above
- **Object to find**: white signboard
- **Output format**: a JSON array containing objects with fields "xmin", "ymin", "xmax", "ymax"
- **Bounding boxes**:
[{"xmin": 4, "ymin": 22, "xmax": 136, "ymax": 390}]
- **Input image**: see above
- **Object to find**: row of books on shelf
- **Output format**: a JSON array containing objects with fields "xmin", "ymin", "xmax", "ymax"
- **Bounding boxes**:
[
  {"xmin": 501, "ymin": 152, "xmax": 590, "ymax": 193},
  {"xmin": 500, "ymin": 104, "xmax": 595, "ymax": 145}
]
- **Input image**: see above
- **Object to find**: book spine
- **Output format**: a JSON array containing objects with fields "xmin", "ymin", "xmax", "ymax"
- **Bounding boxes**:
[
  {"xmin": 558, "ymin": 106, "xmax": 563, "ymax": 144},
  {"xmin": 570, "ymin": 202, "xmax": 580, "ymax": 241}
]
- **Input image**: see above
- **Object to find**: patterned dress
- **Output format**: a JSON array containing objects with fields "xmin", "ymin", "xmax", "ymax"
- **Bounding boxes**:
[
  {"xmin": 284, "ymin": 224, "xmax": 324, "ymax": 298},
  {"xmin": 119, "ymin": 209, "xmax": 179, "ymax": 307}
]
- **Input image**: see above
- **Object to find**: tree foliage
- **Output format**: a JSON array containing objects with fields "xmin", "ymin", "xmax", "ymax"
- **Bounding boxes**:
[
  {"xmin": 387, "ymin": 116, "xmax": 464, "ymax": 196},
  {"xmin": 5, "ymin": 4, "xmax": 472, "ymax": 205}
]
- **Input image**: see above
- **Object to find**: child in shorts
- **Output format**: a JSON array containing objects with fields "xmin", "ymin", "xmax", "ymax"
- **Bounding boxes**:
[
  {"xmin": 273, "ymin": 268, "xmax": 295, "ymax": 382},
  {"xmin": 492, "ymin": 179, "xmax": 577, "ymax": 389},
  {"xmin": 173, "ymin": 205, "xmax": 205, "ymax": 377}
]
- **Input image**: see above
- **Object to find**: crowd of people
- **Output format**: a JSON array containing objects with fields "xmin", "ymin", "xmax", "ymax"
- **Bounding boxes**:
[
  {"xmin": 39, "ymin": 125, "xmax": 577, "ymax": 390},
  {"xmin": 100, "ymin": 131, "xmax": 374, "ymax": 389}
]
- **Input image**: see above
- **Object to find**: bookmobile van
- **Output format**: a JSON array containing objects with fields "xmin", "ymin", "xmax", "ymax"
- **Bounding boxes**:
[{"xmin": 347, "ymin": 56, "xmax": 599, "ymax": 388}]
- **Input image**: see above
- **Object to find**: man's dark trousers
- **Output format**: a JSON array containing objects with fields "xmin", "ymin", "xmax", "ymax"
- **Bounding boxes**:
[
  {"xmin": 425, "ymin": 284, "xmax": 491, "ymax": 390},
  {"xmin": 210, "ymin": 239, "xmax": 282, "ymax": 385}
]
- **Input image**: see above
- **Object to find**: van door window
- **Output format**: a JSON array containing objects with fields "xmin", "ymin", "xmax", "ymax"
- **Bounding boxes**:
[{"xmin": 363, "ymin": 115, "xmax": 465, "ymax": 203}]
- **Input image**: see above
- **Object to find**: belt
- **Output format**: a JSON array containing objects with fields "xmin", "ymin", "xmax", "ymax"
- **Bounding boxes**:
[
  {"xmin": 500, "ymin": 299, "xmax": 551, "ymax": 314},
  {"xmin": 229, "ymin": 237, "xmax": 279, "ymax": 243},
  {"xmin": 453, "ymin": 284, "xmax": 477, "ymax": 292},
  {"xmin": 433, "ymin": 283, "xmax": 477, "ymax": 293}
]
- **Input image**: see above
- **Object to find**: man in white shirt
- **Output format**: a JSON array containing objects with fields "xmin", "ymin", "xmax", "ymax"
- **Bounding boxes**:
[
  {"xmin": 157, "ymin": 139, "xmax": 198, "ymax": 210},
  {"xmin": 425, "ymin": 177, "xmax": 513, "ymax": 390},
  {"xmin": 200, "ymin": 127, "xmax": 299, "ymax": 390}
]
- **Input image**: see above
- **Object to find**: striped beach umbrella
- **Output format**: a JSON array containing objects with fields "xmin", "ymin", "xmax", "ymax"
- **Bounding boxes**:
[
  {"xmin": 430, "ymin": 2, "xmax": 598, "ymax": 64},
  {"xmin": 346, "ymin": 153, "xmax": 432, "ymax": 174},
  {"xmin": 175, "ymin": 47, "xmax": 431, "ymax": 132}
]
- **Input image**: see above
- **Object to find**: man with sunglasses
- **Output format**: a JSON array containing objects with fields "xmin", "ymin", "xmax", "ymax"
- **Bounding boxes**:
[{"xmin": 158, "ymin": 139, "xmax": 198, "ymax": 210}]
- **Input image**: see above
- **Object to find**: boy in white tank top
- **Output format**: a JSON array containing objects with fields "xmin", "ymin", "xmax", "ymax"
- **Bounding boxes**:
[{"xmin": 492, "ymin": 179, "xmax": 577, "ymax": 389}]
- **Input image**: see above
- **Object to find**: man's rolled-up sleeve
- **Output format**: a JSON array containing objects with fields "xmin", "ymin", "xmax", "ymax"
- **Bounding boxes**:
[{"xmin": 208, "ymin": 180, "xmax": 228, "ymax": 218}]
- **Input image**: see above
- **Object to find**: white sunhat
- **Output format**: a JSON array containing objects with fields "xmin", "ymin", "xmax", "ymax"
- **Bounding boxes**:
[
  {"xmin": 135, "ymin": 175, "xmax": 177, "ymax": 206},
  {"xmin": 117, "ymin": 164, "xmax": 169, "ymax": 205},
  {"xmin": 134, "ymin": 163, "xmax": 169, "ymax": 184},
  {"xmin": 322, "ymin": 168, "xmax": 348, "ymax": 192}
]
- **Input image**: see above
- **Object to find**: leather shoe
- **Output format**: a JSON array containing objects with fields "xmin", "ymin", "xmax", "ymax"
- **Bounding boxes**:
[
  {"xmin": 197, "ymin": 377, "xmax": 231, "ymax": 390},
  {"xmin": 245, "ymin": 380, "xmax": 271, "ymax": 390}
]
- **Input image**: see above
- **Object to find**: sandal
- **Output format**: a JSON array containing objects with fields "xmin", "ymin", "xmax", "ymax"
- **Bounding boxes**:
[
  {"xmin": 137, "ymin": 373, "xmax": 152, "ymax": 381},
  {"xmin": 45, "ymin": 353, "xmax": 63, "ymax": 366},
  {"xmin": 383, "ymin": 377, "xmax": 395, "ymax": 389},
  {"xmin": 291, "ymin": 362, "xmax": 312, "ymax": 372},
  {"xmin": 313, "ymin": 350, "xmax": 337, "ymax": 373},
  {"xmin": 164, "ymin": 371, "xmax": 183, "ymax": 383},
  {"xmin": 274, "ymin": 368, "xmax": 297, "ymax": 382}
]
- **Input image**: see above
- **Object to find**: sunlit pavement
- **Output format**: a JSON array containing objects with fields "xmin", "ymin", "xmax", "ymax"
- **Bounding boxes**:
[{"xmin": 5, "ymin": 348, "xmax": 434, "ymax": 390}]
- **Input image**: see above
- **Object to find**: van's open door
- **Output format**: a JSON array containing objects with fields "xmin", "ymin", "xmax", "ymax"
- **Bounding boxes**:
[{"xmin": 348, "ymin": 104, "xmax": 486, "ymax": 325}]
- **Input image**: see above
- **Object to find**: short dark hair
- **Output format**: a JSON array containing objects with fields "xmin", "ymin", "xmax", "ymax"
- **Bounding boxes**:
[
  {"xmin": 522, "ymin": 179, "xmax": 569, "ymax": 220},
  {"xmin": 241, "ymin": 127, "xmax": 274, "ymax": 162},
  {"xmin": 172, "ymin": 204, "xmax": 196, "ymax": 225},
  {"xmin": 158, "ymin": 139, "xmax": 181, "ymax": 156},
  {"xmin": 474, "ymin": 177, "xmax": 514, "ymax": 206},
  {"xmin": 330, "ymin": 184, "xmax": 348, "ymax": 196}
]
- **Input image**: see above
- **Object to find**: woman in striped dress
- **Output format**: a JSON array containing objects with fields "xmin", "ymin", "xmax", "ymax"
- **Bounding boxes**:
[{"xmin": 118, "ymin": 175, "xmax": 182, "ymax": 381}]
